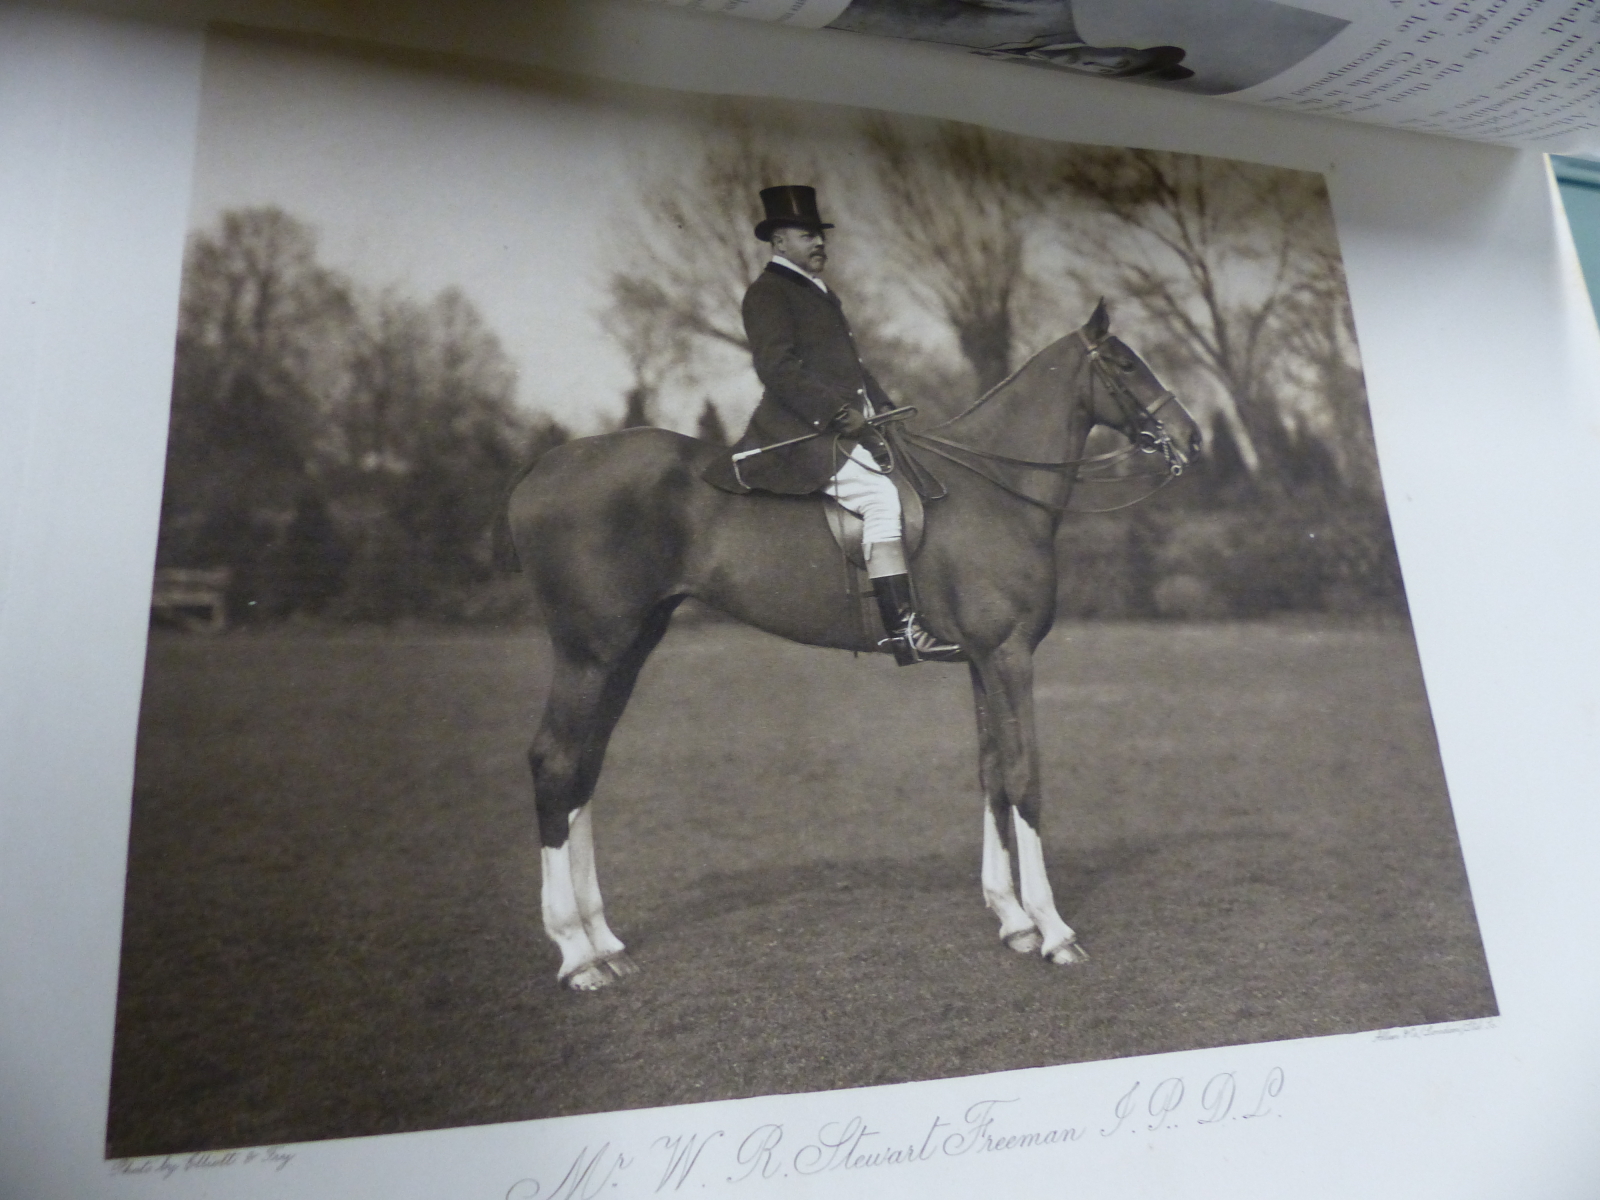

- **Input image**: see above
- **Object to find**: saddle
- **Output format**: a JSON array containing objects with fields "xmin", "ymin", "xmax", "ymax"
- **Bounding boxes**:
[
  {"xmin": 821, "ymin": 469, "xmax": 925, "ymax": 569},
  {"xmin": 820, "ymin": 470, "xmax": 928, "ymax": 652}
]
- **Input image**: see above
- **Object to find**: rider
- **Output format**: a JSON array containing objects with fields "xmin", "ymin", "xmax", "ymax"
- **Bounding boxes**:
[{"xmin": 702, "ymin": 185, "xmax": 961, "ymax": 666}]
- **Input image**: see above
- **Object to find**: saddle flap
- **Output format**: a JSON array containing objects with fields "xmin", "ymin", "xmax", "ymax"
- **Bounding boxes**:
[{"xmin": 822, "ymin": 471, "xmax": 924, "ymax": 570}]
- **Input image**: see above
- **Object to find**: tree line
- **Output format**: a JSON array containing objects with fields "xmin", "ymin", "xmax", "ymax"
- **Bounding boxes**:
[
  {"xmin": 162, "ymin": 108, "xmax": 1404, "ymax": 627},
  {"xmin": 157, "ymin": 207, "xmax": 567, "ymax": 623}
]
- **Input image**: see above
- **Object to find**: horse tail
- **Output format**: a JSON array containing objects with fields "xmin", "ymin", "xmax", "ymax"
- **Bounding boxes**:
[
  {"xmin": 496, "ymin": 423, "xmax": 581, "ymax": 573},
  {"xmin": 491, "ymin": 501, "xmax": 521, "ymax": 574},
  {"xmin": 491, "ymin": 456, "xmax": 545, "ymax": 574}
]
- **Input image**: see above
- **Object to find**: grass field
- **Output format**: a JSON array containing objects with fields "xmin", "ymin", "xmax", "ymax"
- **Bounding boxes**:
[{"xmin": 107, "ymin": 617, "xmax": 1495, "ymax": 1157}]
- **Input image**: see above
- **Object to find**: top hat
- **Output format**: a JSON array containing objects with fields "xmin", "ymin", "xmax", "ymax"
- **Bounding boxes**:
[{"xmin": 754, "ymin": 185, "xmax": 834, "ymax": 241}]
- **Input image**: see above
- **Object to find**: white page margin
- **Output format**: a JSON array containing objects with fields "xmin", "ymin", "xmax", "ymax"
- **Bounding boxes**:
[{"xmin": 0, "ymin": 7, "xmax": 203, "ymax": 1200}]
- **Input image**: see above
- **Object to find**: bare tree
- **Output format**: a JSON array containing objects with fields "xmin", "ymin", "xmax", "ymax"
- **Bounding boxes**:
[
  {"xmin": 178, "ymin": 207, "xmax": 356, "ymax": 395},
  {"xmin": 162, "ymin": 207, "xmax": 356, "ymax": 577},
  {"xmin": 340, "ymin": 286, "xmax": 519, "ymax": 476},
  {"xmin": 598, "ymin": 102, "xmax": 975, "ymax": 424},
  {"xmin": 1055, "ymin": 150, "xmax": 1356, "ymax": 494},
  {"xmin": 165, "ymin": 206, "xmax": 539, "ymax": 620},
  {"xmin": 598, "ymin": 275, "xmax": 691, "ymax": 430},
  {"xmin": 859, "ymin": 117, "xmax": 1055, "ymax": 392},
  {"xmin": 1271, "ymin": 232, "xmax": 1381, "ymax": 497},
  {"xmin": 334, "ymin": 286, "xmax": 528, "ymax": 615},
  {"xmin": 599, "ymin": 103, "xmax": 817, "ymax": 426}
]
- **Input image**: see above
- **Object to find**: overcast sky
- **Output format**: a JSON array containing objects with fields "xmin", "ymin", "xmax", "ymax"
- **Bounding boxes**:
[
  {"xmin": 192, "ymin": 33, "xmax": 717, "ymax": 435},
  {"xmin": 187, "ymin": 31, "xmax": 1337, "ymax": 445}
]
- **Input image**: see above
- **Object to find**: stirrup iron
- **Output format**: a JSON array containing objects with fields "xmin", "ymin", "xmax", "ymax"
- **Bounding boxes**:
[
  {"xmin": 878, "ymin": 618, "xmax": 963, "ymax": 667},
  {"xmin": 871, "ymin": 572, "xmax": 962, "ymax": 666}
]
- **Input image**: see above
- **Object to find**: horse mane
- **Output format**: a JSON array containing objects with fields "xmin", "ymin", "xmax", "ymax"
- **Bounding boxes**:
[{"xmin": 925, "ymin": 330, "xmax": 1082, "ymax": 432}]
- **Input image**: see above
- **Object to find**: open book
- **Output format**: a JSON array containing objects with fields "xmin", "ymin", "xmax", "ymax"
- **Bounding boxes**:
[
  {"xmin": 3, "ymin": 3, "xmax": 1598, "ymax": 1200},
  {"xmin": 647, "ymin": 0, "xmax": 1600, "ymax": 155}
]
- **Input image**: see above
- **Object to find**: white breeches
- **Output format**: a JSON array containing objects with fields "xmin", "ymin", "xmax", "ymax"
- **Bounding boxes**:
[{"xmin": 822, "ymin": 444, "xmax": 901, "ymax": 549}]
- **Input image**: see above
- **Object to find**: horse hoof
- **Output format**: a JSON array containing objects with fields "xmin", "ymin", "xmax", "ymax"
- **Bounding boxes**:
[
  {"xmin": 562, "ymin": 963, "xmax": 616, "ymax": 991},
  {"xmin": 603, "ymin": 951, "xmax": 638, "ymax": 979},
  {"xmin": 1003, "ymin": 929, "xmax": 1043, "ymax": 954},
  {"xmin": 1046, "ymin": 939, "xmax": 1089, "ymax": 965}
]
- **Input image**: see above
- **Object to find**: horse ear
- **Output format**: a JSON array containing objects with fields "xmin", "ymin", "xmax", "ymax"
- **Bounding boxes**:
[{"xmin": 1086, "ymin": 298, "xmax": 1110, "ymax": 340}]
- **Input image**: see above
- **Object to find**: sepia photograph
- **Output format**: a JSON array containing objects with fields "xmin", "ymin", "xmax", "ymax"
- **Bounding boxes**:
[{"xmin": 107, "ymin": 27, "xmax": 1495, "ymax": 1159}]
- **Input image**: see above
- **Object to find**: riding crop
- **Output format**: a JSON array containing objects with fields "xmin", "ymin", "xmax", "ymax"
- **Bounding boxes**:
[
  {"xmin": 730, "ymin": 406, "xmax": 917, "ymax": 463},
  {"xmin": 730, "ymin": 406, "xmax": 917, "ymax": 490}
]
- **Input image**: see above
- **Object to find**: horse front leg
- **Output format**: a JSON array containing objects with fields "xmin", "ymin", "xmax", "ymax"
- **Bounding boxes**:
[
  {"xmin": 971, "ymin": 663, "xmax": 1042, "ymax": 953},
  {"xmin": 974, "ymin": 644, "xmax": 1087, "ymax": 965}
]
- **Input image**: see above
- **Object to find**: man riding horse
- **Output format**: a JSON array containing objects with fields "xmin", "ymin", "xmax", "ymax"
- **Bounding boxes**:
[{"xmin": 703, "ymin": 185, "xmax": 961, "ymax": 666}]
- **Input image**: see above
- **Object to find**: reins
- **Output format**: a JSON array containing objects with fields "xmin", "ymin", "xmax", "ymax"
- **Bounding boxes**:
[{"xmin": 904, "ymin": 328, "xmax": 1190, "ymax": 515}]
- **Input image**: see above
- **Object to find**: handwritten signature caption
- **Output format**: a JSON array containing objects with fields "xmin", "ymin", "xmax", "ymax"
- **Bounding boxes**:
[
  {"xmin": 109, "ymin": 1146, "xmax": 296, "ymax": 1181},
  {"xmin": 506, "ymin": 1067, "xmax": 1285, "ymax": 1200},
  {"xmin": 1374, "ymin": 1017, "xmax": 1497, "ymax": 1041}
]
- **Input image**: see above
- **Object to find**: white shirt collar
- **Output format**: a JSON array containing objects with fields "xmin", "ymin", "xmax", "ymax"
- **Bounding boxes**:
[{"xmin": 772, "ymin": 254, "xmax": 829, "ymax": 293}]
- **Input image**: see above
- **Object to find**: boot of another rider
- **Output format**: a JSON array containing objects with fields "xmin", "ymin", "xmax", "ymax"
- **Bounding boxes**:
[{"xmin": 866, "ymin": 540, "xmax": 963, "ymax": 666}]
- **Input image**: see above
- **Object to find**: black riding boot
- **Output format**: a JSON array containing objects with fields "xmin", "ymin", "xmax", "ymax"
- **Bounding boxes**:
[{"xmin": 872, "ymin": 574, "xmax": 963, "ymax": 666}]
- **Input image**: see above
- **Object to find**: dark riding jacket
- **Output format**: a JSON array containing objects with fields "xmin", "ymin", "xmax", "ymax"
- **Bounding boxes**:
[{"xmin": 703, "ymin": 261, "xmax": 892, "ymax": 495}]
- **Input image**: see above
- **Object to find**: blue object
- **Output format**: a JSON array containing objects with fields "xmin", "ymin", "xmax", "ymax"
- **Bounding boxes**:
[{"xmin": 1552, "ymin": 155, "xmax": 1600, "ymax": 324}]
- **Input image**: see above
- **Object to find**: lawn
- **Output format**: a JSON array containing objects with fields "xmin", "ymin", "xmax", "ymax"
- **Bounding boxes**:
[{"xmin": 107, "ymin": 616, "xmax": 1494, "ymax": 1156}]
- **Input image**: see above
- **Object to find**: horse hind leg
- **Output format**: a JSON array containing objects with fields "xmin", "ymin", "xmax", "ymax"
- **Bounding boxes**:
[{"xmin": 533, "ymin": 600, "xmax": 678, "ymax": 990}]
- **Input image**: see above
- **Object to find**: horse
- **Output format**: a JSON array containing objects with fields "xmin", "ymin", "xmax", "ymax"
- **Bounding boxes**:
[{"xmin": 504, "ymin": 300, "xmax": 1200, "ymax": 990}]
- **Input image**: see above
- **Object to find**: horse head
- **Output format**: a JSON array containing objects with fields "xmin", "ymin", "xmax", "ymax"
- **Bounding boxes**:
[
  {"xmin": 914, "ymin": 301, "xmax": 1202, "ymax": 512},
  {"xmin": 1077, "ymin": 299, "xmax": 1202, "ymax": 478}
]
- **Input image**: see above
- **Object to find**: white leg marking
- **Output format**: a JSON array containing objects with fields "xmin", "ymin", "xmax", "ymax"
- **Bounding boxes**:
[
  {"xmin": 1012, "ymin": 810, "xmax": 1086, "ymax": 964},
  {"xmin": 981, "ymin": 804, "xmax": 1039, "ymax": 950},
  {"xmin": 568, "ymin": 806, "xmax": 633, "ymax": 976},
  {"xmin": 541, "ymin": 825, "xmax": 606, "ymax": 988}
]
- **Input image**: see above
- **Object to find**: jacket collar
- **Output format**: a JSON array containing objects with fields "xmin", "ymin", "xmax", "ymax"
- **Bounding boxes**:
[{"xmin": 764, "ymin": 260, "xmax": 841, "ymax": 305}]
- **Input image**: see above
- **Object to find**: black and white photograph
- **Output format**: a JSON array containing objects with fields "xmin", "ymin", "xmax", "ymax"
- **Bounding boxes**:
[{"xmin": 106, "ymin": 26, "xmax": 1496, "ymax": 1161}]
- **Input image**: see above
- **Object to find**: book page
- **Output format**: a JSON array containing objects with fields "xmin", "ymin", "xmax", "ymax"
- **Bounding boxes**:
[
  {"xmin": 1240, "ymin": 0, "xmax": 1600, "ymax": 152},
  {"xmin": 647, "ymin": 0, "xmax": 1355, "ymax": 96},
  {"xmin": 642, "ymin": 0, "xmax": 1600, "ymax": 153}
]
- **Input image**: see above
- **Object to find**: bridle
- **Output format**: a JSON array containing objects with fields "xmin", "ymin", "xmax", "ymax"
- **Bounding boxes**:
[
  {"xmin": 904, "ymin": 328, "xmax": 1195, "ymax": 515},
  {"xmin": 1079, "ymin": 329, "xmax": 1192, "ymax": 480}
]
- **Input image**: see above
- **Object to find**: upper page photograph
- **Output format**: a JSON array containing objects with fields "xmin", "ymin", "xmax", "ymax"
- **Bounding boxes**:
[
  {"xmin": 651, "ymin": 0, "xmax": 1600, "ymax": 153},
  {"xmin": 108, "ymin": 27, "xmax": 1495, "ymax": 1163},
  {"xmin": 828, "ymin": 0, "xmax": 1351, "ymax": 95}
]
